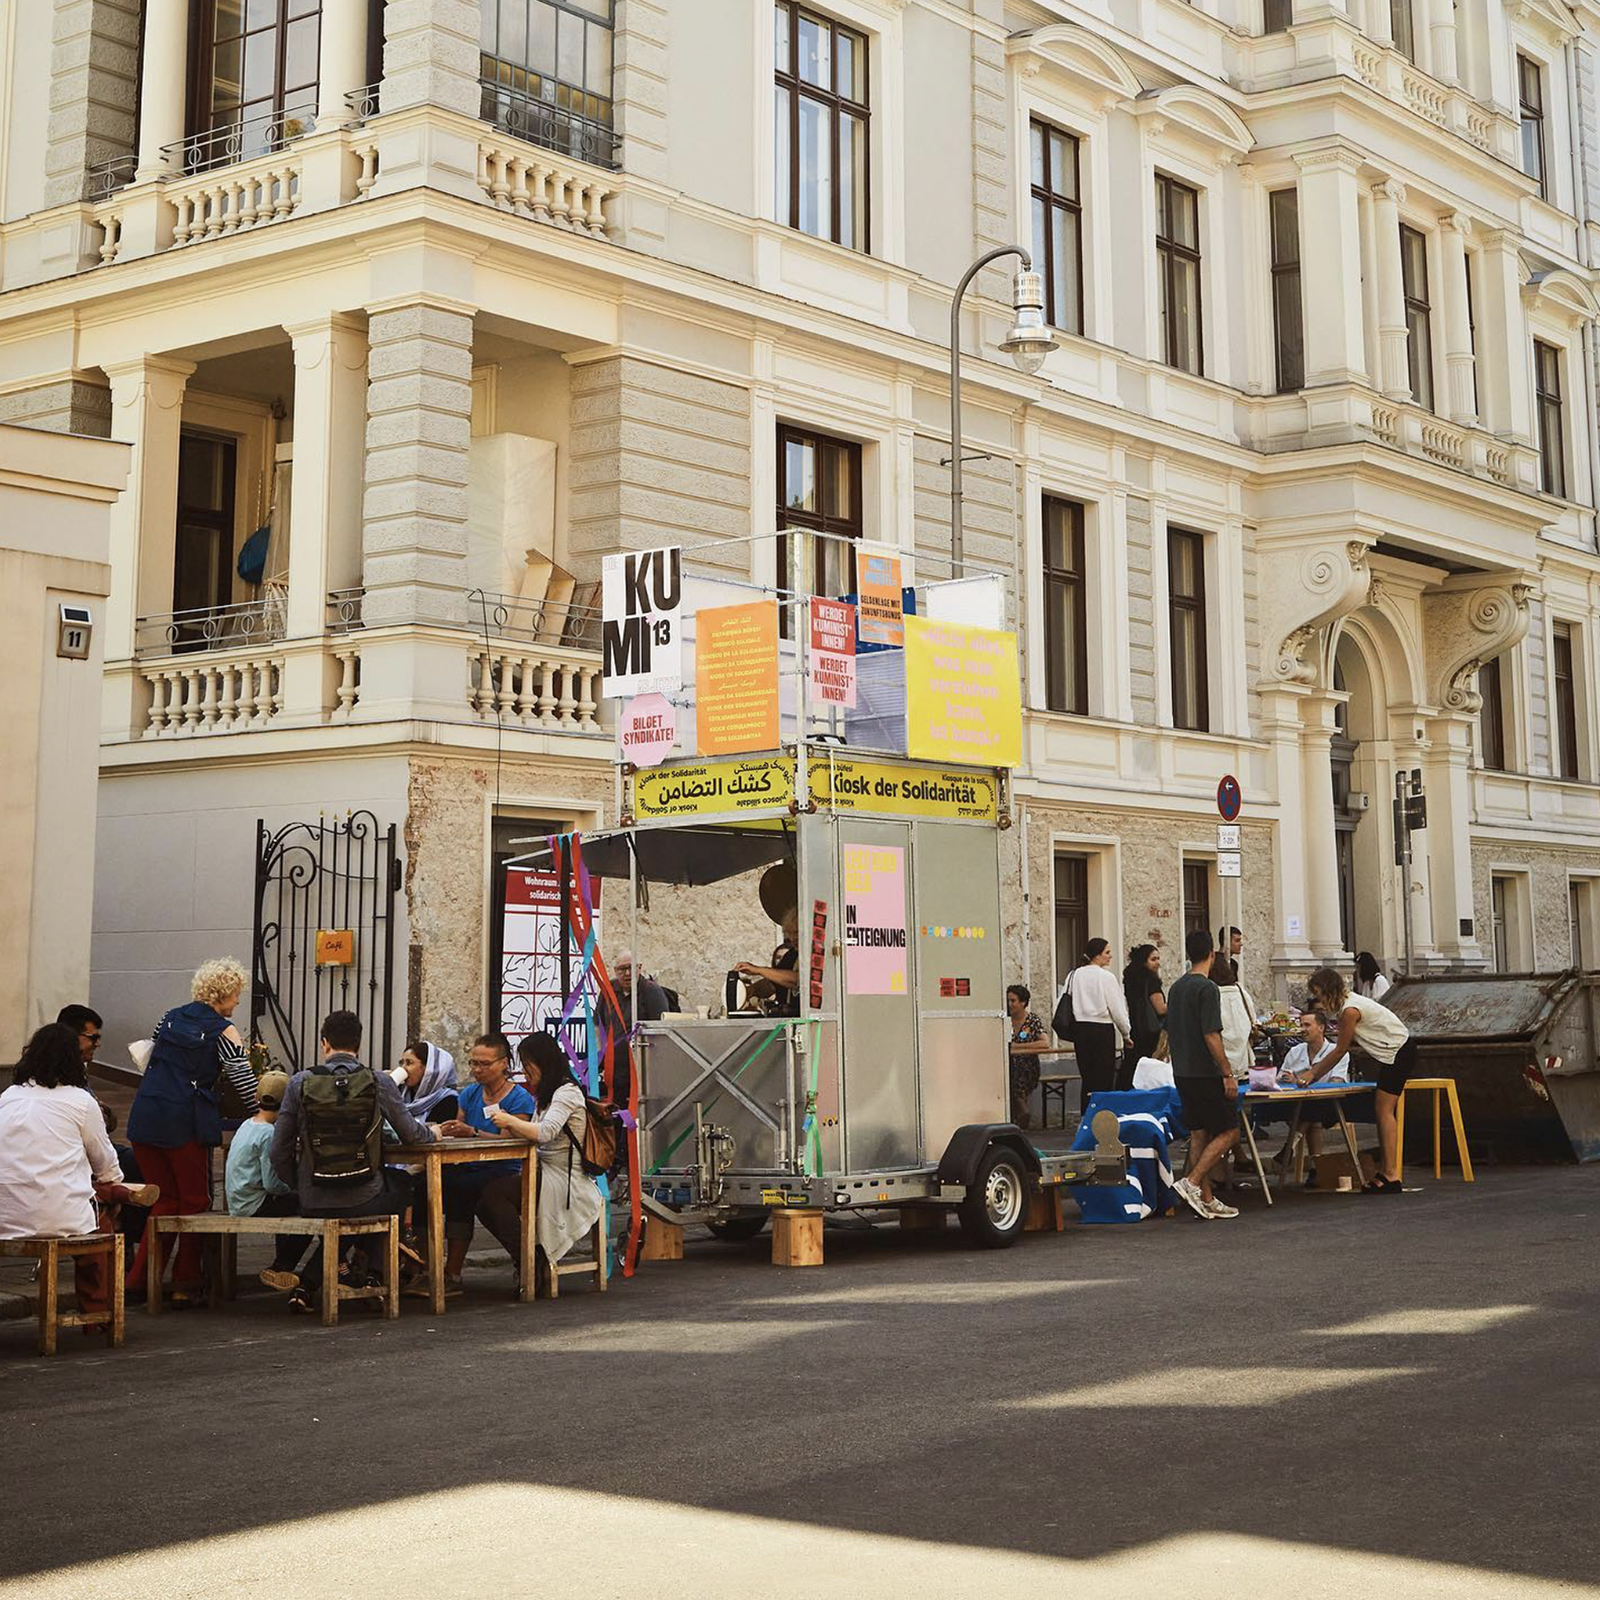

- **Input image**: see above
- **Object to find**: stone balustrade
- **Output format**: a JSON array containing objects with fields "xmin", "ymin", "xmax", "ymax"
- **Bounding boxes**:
[
  {"xmin": 468, "ymin": 644, "xmax": 603, "ymax": 732},
  {"xmin": 474, "ymin": 136, "xmax": 616, "ymax": 239},
  {"xmin": 140, "ymin": 645, "xmax": 286, "ymax": 737}
]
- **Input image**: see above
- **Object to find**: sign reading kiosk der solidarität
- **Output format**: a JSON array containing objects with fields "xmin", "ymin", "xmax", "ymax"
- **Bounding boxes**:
[{"xmin": 601, "ymin": 546, "xmax": 682, "ymax": 697}]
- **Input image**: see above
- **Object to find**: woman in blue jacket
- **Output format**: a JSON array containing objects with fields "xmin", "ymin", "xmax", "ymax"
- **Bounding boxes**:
[{"xmin": 127, "ymin": 958, "xmax": 258, "ymax": 1305}]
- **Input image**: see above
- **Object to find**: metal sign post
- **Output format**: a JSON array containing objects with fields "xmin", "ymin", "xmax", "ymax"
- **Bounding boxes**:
[
  {"xmin": 1393, "ymin": 768, "xmax": 1426, "ymax": 978},
  {"xmin": 1216, "ymin": 778, "xmax": 1244, "ymax": 961}
]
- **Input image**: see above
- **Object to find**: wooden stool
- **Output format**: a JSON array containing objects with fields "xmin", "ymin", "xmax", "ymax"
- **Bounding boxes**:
[
  {"xmin": 0, "ymin": 1233, "xmax": 124, "ymax": 1356},
  {"xmin": 1396, "ymin": 1078, "xmax": 1475, "ymax": 1183},
  {"xmin": 771, "ymin": 1208, "xmax": 824, "ymax": 1267},
  {"xmin": 548, "ymin": 1214, "xmax": 609, "ymax": 1297}
]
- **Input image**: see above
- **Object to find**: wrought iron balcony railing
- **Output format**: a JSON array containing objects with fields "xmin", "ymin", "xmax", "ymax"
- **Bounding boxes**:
[
  {"xmin": 478, "ymin": 80, "xmax": 618, "ymax": 170},
  {"xmin": 162, "ymin": 105, "xmax": 317, "ymax": 177}
]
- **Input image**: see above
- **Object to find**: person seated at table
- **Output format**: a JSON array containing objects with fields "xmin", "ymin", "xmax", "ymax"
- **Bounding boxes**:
[
  {"xmin": 0, "ymin": 1024, "xmax": 158, "ymax": 1318},
  {"xmin": 1130, "ymin": 1032, "xmax": 1176, "ymax": 1091},
  {"xmin": 431, "ymin": 1033, "xmax": 536, "ymax": 1293},
  {"xmin": 1005, "ymin": 984, "xmax": 1050, "ymax": 1128},
  {"xmin": 395, "ymin": 1040, "xmax": 460, "ymax": 1124},
  {"xmin": 1272, "ymin": 1008, "xmax": 1349, "ymax": 1183},
  {"xmin": 484, "ymin": 1031, "xmax": 606, "ymax": 1292},
  {"xmin": 225, "ymin": 1070, "xmax": 309, "ymax": 1291}
]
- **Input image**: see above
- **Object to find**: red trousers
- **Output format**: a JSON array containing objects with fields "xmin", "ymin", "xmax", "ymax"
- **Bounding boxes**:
[{"xmin": 128, "ymin": 1141, "xmax": 212, "ymax": 1292}]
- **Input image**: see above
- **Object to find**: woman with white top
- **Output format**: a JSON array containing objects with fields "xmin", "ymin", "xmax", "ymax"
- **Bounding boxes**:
[
  {"xmin": 1212, "ymin": 957, "xmax": 1259, "ymax": 1078},
  {"xmin": 1058, "ymin": 938, "xmax": 1132, "ymax": 1111},
  {"xmin": 1307, "ymin": 966, "xmax": 1415, "ymax": 1193},
  {"xmin": 485, "ymin": 1031, "xmax": 605, "ymax": 1287},
  {"xmin": 1355, "ymin": 952, "xmax": 1392, "ymax": 1002}
]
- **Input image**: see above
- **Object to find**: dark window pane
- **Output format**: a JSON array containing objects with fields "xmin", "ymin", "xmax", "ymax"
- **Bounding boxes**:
[
  {"xmin": 1043, "ymin": 497, "xmax": 1088, "ymax": 716},
  {"xmin": 1479, "ymin": 656, "xmax": 1506, "ymax": 769}
]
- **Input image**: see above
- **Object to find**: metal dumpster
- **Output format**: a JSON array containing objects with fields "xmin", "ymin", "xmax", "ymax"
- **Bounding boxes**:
[{"xmin": 1386, "ymin": 971, "xmax": 1600, "ymax": 1162}]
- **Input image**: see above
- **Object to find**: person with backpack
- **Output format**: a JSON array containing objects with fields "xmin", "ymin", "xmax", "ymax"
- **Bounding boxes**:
[
  {"xmin": 268, "ymin": 1009, "xmax": 437, "ymax": 1315},
  {"xmin": 126, "ymin": 958, "xmax": 259, "ymax": 1307},
  {"xmin": 483, "ymin": 1031, "xmax": 607, "ymax": 1288}
]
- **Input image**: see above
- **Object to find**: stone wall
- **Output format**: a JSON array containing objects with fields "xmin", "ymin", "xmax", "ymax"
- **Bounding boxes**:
[
  {"xmin": 0, "ymin": 378, "xmax": 112, "ymax": 437},
  {"xmin": 1470, "ymin": 837, "xmax": 1600, "ymax": 971}
]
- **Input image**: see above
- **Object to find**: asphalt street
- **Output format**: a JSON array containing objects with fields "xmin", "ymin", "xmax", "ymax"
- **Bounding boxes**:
[{"xmin": 3, "ymin": 1165, "xmax": 1598, "ymax": 1600}]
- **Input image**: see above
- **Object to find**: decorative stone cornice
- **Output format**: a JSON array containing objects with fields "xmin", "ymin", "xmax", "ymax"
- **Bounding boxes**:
[
  {"xmin": 1259, "ymin": 538, "xmax": 1373, "ymax": 686},
  {"xmin": 1005, "ymin": 25, "xmax": 1142, "ymax": 113},
  {"xmin": 1423, "ymin": 577, "xmax": 1534, "ymax": 713},
  {"xmin": 1292, "ymin": 146, "xmax": 1366, "ymax": 176}
]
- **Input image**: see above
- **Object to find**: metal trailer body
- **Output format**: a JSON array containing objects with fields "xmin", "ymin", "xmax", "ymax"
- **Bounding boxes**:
[{"xmin": 1387, "ymin": 971, "xmax": 1600, "ymax": 1162}]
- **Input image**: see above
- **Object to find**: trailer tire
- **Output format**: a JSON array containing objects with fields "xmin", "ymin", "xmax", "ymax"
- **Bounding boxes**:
[
  {"xmin": 707, "ymin": 1214, "xmax": 770, "ymax": 1243},
  {"xmin": 958, "ymin": 1144, "xmax": 1029, "ymax": 1248}
]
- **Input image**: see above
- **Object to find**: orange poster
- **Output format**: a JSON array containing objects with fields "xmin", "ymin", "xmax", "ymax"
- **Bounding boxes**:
[
  {"xmin": 856, "ymin": 545, "xmax": 904, "ymax": 648},
  {"xmin": 695, "ymin": 599, "xmax": 780, "ymax": 755}
]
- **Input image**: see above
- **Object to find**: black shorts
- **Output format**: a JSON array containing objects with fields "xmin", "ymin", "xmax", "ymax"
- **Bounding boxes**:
[
  {"xmin": 1177, "ymin": 1074, "xmax": 1236, "ymax": 1138},
  {"xmin": 1373, "ymin": 1038, "xmax": 1416, "ymax": 1097}
]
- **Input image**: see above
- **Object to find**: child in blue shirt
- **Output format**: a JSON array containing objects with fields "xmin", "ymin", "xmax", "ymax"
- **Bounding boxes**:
[{"xmin": 224, "ymin": 1071, "xmax": 305, "ymax": 1288}]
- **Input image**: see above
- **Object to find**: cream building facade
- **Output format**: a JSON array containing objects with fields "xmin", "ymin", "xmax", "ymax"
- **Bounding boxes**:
[{"xmin": 2, "ymin": 0, "xmax": 1599, "ymax": 1059}]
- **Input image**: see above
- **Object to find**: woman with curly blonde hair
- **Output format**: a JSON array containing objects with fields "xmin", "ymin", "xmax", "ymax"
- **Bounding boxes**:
[{"xmin": 127, "ymin": 958, "xmax": 259, "ymax": 1305}]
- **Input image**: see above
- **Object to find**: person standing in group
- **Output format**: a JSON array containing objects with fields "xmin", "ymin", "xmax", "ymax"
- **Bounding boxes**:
[
  {"xmin": 1305, "ymin": 967, "xmax": 1415, "ymax": 1194},
  {"xmin": 1005, "ymin": 983, "xmax": 1051, "ymax": 1128},
  {"xmin": 1120, "ymin": 944, "xmax": 1167, "ymax": 1089},
  {"xmin": 1212, "ymin": 956, "xmax": 1259, "ymax": 1079},
  {"xmin": 126, "ymin": 958, "xmax": 259, "ymax": 1307},
  {"xmin": 1166, "ymin": 929, "xmax": 1240, "ymax": 1220},
  {"xmin": 1355, "ymin": 952, "xmax": 1392, "ymax": 1002},
  {"xmin": 1055, "ymin": 938, "xmax": 1131, "ymax": 1111}
]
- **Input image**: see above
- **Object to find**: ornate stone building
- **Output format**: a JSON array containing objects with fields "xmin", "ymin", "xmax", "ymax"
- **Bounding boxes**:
[{"xmin": 2, "ymin": 0, "xmax": 1599, "ymax": 1061}]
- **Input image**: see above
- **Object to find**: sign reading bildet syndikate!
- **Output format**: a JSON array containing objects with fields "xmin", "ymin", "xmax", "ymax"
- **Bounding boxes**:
[{"xmin": 601, "ymin": 546, "xmax": 682, "ymax": 697}]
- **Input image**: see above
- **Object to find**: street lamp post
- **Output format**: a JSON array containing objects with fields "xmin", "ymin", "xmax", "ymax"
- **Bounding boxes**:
[{"xmin": 947, "ymin": 246, "xmax": 1057, "ymax": 575}]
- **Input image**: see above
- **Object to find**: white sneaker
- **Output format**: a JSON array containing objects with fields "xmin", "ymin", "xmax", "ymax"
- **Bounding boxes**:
[
  {"xmin": 1204, "ymin": 1197, "xmax": 1240, "ymax": 1219},
  {"xmin": 1173, "ymin": 1177, "xmax": 1212, "ymax": 1218}
]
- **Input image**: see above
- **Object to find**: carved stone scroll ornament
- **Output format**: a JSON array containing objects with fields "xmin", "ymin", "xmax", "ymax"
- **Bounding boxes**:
[
  {"xmin": 1423, "ymin": 580, "xmax": 1534, "ymax": 714},
  {"xmin": 1259, "ymin": 539, "xmax": 1372, "ymax": 685}
]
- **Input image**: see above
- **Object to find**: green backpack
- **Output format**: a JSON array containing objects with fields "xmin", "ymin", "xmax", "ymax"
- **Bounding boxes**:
[{"xmin": 299, "ymin": 1062, "xmax": 382, "ymax": 1186}]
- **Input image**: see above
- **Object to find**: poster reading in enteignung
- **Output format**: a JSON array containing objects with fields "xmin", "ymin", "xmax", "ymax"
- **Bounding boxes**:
[{"xmin": 843, "ymin": 843, "xmax": 907, "ymax": 996}]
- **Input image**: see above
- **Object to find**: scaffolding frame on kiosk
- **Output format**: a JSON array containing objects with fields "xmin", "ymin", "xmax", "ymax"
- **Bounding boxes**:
[{"xmin": 507, "ymin": 530, "xmax": 1124, "ymax": 1261}]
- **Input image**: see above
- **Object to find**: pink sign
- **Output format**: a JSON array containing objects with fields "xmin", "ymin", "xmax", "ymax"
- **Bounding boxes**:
[
  {"xmin": 619, "ymin": 693, "xmax": 676, "ymax": 767},
  {"xmin": 843, "ymin": 843, "xmax": 907, "ymax": 996},
  {"xmin": 809, "ymin": 598, "xmax": 857, "ymax": 709}
]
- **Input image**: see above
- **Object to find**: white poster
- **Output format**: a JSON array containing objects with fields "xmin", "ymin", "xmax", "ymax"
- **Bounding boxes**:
[
  {"xmin": 601, "ymin": 546, "xmax": 682, "ymax": 697},
  {"xmin": 500, "ymin": 867, "xmax": 602, "ymax": 1061}
]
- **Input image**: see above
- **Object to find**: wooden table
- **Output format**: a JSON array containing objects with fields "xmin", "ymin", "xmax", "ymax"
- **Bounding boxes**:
[
  {"xmin": 1235, "ymin": 1082, "xmax": 1376, "ymax": 1206},
  {"xmin": 390, "ymin": 1137, "xmax": 538, "ymax": 1313}
]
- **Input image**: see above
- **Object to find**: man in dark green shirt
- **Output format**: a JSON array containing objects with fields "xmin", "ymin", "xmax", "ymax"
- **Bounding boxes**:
[{"xmin": 1165, "ymin": 929, "xmax": 1239, "ymax": 1220}]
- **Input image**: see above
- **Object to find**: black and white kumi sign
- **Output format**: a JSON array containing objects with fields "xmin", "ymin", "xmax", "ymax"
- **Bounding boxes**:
[{"xmin": 601, "ymin": 546, "xmax": 682, "ymax": 697}]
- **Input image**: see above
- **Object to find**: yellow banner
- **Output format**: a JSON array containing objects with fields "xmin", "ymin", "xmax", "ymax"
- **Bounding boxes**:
[
  {"xmin": 633, "ymin": 756, "xmax": 794, "ymax": 820},
  {"xmin": 808, "ymin": 756, "xmax": 999, "ymax": 823},
  {"xmin": 903, "ymin": 616, "xmax": 1022, "ymax": 769}
]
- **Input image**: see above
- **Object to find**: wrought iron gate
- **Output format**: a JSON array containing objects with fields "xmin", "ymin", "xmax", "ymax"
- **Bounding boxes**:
[{"xmin": 251, "ymin": 812, "xmax": 401, "ymax": 1075}]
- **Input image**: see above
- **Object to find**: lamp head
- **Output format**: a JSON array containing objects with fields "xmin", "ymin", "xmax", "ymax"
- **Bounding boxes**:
[{"xmin": 999, "ymin": 268, "xmax": 1056, "ymax": 375}]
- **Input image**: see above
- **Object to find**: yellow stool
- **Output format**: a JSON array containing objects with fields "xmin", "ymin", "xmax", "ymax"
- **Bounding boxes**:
[{"xmin": 1396, "ymin": 1077, "xmax": 1474, "ymax": 1183}]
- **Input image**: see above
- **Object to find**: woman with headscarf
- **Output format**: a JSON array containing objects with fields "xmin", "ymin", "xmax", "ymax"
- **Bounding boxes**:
[{"xmin": 395, "ymin": 1040, "xmax": 459, "ymax": 1125}]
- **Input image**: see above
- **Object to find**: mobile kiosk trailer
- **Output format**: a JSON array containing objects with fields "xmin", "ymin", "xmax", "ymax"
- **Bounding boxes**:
[{"xmin": 509, "ymin": 534, "xmax": 1121, "ymax": 1248}]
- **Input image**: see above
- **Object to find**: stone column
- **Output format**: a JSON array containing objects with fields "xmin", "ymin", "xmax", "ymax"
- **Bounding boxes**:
[
  {"xmin": 133, "ymin": 0, "xmax": 189, "ymax": 180},
  {"xmin": 1421, "ymin": 714, "xmax": 1485, "ymax": 965},
  {"xmin": 1430, "ymin": 0, "xmax": 1459, "ymax": 84},
  {"xmin": 379, "ymin": 0, "xmax": 482, "ymax": 116},
  {"xmin": 1262, "ymin": 687, "xmax": 1319, "ymax": 972},
  {"xmin": 1439, "ymin": 213, "xmax": 1478, "ymax": 424},
  {"xmin": 1373, "ymin": 181, "xmax": 1412, "ymax": 400},
  {"xmin": 316, "ymin": 0, "xmax": 372, "ymax": 128},
  {"xmin": 1295, "ymin": 148, "xmax": 1369, "ymax": 386},
  {"xmin": 1477, "ymin": 229, "xmax": 1534, "ymax": 444},
  {"xmin": 1368, "ymin": 0, "xmax": 1394, "ymax": 48},
  {"xmin": 1299, "ymin": 693, "xmax": 1347, "ymax": 959}
]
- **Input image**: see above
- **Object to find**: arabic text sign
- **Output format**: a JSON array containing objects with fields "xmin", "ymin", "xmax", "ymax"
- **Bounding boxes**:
[
  {"xmin": 808, "ymin": 597, "xmax": 857, "ymax": 709},
  {"xmin": 601, "ymin": 546, "xmax": 682, "ymax": 697},
  {"xmin": 618, "ymin": 693, "xmax": 676, "ymax": 767},
  {"xmin": 843, "ymin": 843, "xmax": 907, "ymax": 996},
  {"xmin": 632, "ymin": 756, "xmax": 794, "ymax": 820},
  {"xmin": 500, "ymin": 866, "xmax": 601, "ymax": 1059},
  {"xmin": 903, "ymin": 616, "xmax": 1022, "ymax": 769},
  {"xmin": 808, "ymin": 756, "xmax": 999, "ymax": 823},
  {"xmin": 856, "ymin": 545, "xmax": 904, "ymax": 648},
  {"xmin": 695, "ymin": 598, "xmax": 780, "ymax": 756}
]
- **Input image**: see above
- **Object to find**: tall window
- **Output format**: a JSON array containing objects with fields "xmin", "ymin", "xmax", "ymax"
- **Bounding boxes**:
[
  {"xmin": 1391, "ymin": 0, "xmax": 1416, "ymax": 61},
  {"xmin": 1465, "ymin": 251, "xmax": 1480, "ymax": 418},
  {"xmin": 1182, "ymin": 861, "xmax": 1212, "ymax": 942},
  {"xmin": 1269, "ymin": 188, "xmax": 1304, "ymax": 392},
  {"xmin": 1535, "ymin": 339, "xmax": 1566, "ymax": 498},
  {"xmin": 190, "ymin": 0, "xmax": 320, "ymax": 166},
  {"xmin": 1263, "ymin": 0, "xmax": 1293, "ymax": 33},
  {"xmin": 777, "ymin": 425, "xmax": 862, "ymax": 627},
  {"xmin": 1553, "ymin": 621, "xmax": 1580, "ymax": 780},
  {"xmin": 1168, "ymin": 528, "xmax": 1209, "ymax": 732},
  {"xmin": 1478, "ymin": 655, "xmax": 1507, "ymax": 770},
  {"xmin": 1519, "ymin": 53, "xmax": 1547, "ymax": 199},
  {"xmin": 775, "ymin": 3, "xmax": 869, "ymax": 252},
  {"xmin": 1030, "ymin": 121, "xmax": 1083, "ymax": 335},
  {"xmin": 479, "ymin": 0, "xmax": 616, "ymax": 166},
  {"xmin": 1400, "ymin": 223, "xmax": 1434, "ymax": 412},
  {"xmin": 1490, "ymin": 876, "xmax": 1510, "ymax": 969},
  {"xmin": 1155, "ymin": 174, "xmax": 1203, "ymax": 375},
  {"xmin": 1053, "ymin": 853, "xmax": 1089, "ymax": 986},
  {"xmin": 1042, "ymin": 497, "xmax": 1088, "ymax": 716},
  {"xmin": 173, "ymin": 432, "xmax": 238, "ymax": 622}
]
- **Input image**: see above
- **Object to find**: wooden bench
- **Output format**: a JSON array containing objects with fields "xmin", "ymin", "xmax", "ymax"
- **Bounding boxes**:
[
  {"xmin": 1040, "ymin": 1074, "xmax": 1079, "ymax": 1129},
  {"xmin": 147, "ymin": 1214, "xmax": 399, "ymax": 1326},
  {"xmin": 0, "ymin": 1233, "xmax": 124, "ymax": 1357}
]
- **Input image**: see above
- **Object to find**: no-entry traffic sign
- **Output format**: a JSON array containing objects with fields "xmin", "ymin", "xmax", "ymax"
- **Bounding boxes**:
[{"xmin": 1216, "ymin": 774, "xmax": 1242, "ymax": 822}]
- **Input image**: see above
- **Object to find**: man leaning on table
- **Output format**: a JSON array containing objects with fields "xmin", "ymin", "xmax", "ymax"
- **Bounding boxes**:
[
  {"xmin": 1167, "ymin": 928, "xmax": 1241, "ymax": 1222},
  {"xmin": 268, "ymin": 1009, "xmax": 437, "ymax": 1315}
]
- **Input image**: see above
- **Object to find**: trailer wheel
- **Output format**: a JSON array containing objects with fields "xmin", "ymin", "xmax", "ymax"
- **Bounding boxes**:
[
  {"xmin": 958, "ymin": 1144, "xmax": 1028, "ymax": 1248},
  {"xmin": 707, "ymin": 1214, "xmax": 770, "ymax": 1243}
]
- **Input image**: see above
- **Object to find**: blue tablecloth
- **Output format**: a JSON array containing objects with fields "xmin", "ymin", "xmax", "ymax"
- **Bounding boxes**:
[{"xmin": 1067, "ymin": 1088, "xmax": 1187, "ymax": 1223}]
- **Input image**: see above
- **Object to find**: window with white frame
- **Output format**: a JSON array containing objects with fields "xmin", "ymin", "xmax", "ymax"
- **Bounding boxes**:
[
  {"xmin": 1030, "ymin": 121, "xmax": 1084, "ymax": 336},
  {"xmin": 1042, "ymin": 495, "xmax": 1088, "ymax": 715},
  {"xmin": 1155, "ymin": 173, "xmax": 1203, "ymax": 375},
  {"xmin": 1400, "ymin": 223, "xmax": 1434, "ymax": 412},
  {"xmin": 1269, "ymin": 187, "xmax": 1303, "ymax": 393},
  {"xmin": 1390, "ymin": 0, "xmax": 1416, "ymax": 61},
  {"xmin": 1478, "ymin": 654, "xmax": 1510, "ymax": 771},
  {"xmin": 1534, "ymin": 339, "xmax": 1565, "ymax": 498},
  {"xmin": 1168, "ymin": 527, "xmax": 1210, "ymax": 733},
  {"xmin": 1552, "ymin": 619, "xmax": 1581, "ymax": 780},
  {"xmin": 1519, "ymin": 53, "xmax": 1547, "ymax": 199}
]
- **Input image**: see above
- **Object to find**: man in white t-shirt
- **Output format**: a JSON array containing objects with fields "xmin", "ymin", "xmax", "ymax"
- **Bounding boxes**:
[{"xmin": 1278, "ymin": 1010, "xmax": 1342, "ymax": 1179}]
